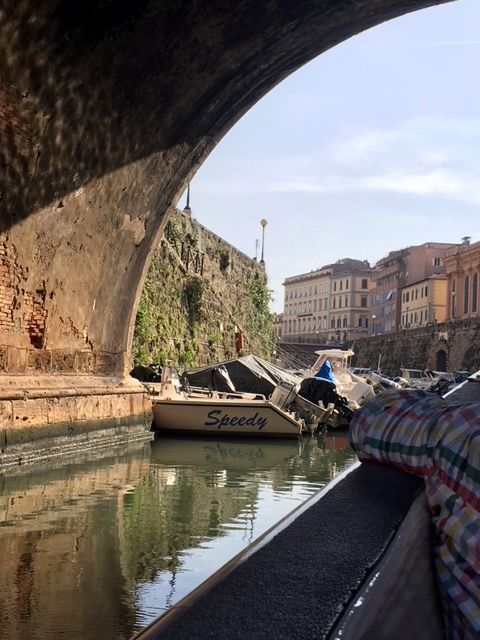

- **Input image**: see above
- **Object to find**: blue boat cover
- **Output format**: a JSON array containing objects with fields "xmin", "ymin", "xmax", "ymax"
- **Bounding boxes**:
[{"xmin": 314, "ymin": 360, "xmax": 336, "ymax": 384}]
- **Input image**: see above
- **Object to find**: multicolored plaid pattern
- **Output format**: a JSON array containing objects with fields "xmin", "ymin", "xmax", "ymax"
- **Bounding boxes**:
[{"xmin": 349, "ymin": 390, "xmax": 480, "ymax": 640}]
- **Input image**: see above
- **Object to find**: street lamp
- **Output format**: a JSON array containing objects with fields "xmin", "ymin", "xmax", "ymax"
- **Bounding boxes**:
[
  {"xmin": 260, "ymin": 218, "xmax": 268, "ymax": 265},
  {"xmin": 371, "ymin": 314, "xmax": 376, "ymax": 336}
]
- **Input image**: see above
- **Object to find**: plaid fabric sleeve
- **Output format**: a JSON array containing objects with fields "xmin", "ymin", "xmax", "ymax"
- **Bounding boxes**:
[{"xmin": 349, "ymin": 390, "xmax": 480, "ymax": 640}]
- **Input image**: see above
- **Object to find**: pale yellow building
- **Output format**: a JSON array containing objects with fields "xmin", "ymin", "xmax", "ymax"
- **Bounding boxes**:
[
  {"xmin": 282, "ymin": 258, "xmax": 371, "ymax": 344},
  {"xmin": 400, "ymin": 275, "xmax": 447, "ymax": 329}
]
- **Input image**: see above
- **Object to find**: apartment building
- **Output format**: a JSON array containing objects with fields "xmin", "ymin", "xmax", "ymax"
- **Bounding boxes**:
[
  {"xmin": 272, "ymin": 313, "xmax": 283, "ymax": 341},
  {"xmin": 400, "ymin": 276, "xmax": 448, "ymax": 329},
  {"xmin": 370, "ymin": 242, "xmax": 453, "ymax": 335},
  {"xmin": 282, "ymin": 258, "xmax": 372, "ymax": 343},
  {"xmin": 444, "ymin": 237, "xmax": 480, "ymax": 320},
  {"xmin": 329, "ymin": 259, "xmax": 372, "ymax": 342},
  {"xmin": 282, "ymin": 265, "xmax": 331, "ymax": 343}
]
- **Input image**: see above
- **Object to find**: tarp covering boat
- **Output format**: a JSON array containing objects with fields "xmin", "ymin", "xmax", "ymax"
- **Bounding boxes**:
[
  {"xmin": 314, "ymin": 360, "xmax": 335, "ymax": 383},
  {"xmin": 350, "ymin": 389, "xmax": 480, "ymax": 640},
  {"xmin": 182, "ymin": 355, "xmax": 300, "ymax": 397}
]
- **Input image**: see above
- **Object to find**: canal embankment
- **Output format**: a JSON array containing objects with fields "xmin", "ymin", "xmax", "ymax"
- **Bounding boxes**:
[{"xmin": 0, "ymin": 373, "xmax": 152, "ymax": 468}]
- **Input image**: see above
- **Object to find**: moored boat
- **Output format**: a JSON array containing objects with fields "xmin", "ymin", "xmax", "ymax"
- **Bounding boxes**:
[{"xmin": 151, "ymin": 368, "xmax": 331, "ymax": 438}]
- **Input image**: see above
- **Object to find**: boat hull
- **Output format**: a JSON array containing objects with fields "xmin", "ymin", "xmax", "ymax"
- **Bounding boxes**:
[{"xmin": 152, "ymin": 398, "xmax": 302, "ymax": 439}]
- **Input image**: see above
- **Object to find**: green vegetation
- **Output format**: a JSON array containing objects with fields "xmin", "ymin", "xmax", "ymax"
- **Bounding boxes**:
[{"xmin": 132, "ymin": 211, "xmax": 274, "ymax": 368}]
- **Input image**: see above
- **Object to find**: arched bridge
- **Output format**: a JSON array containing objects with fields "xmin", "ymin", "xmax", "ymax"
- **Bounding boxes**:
[{"xmin": 0, "ymin": 0, "xmax": 455, "ymax": 446}]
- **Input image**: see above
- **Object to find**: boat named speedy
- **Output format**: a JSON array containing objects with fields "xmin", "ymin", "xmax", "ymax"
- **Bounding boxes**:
[{"xmin": 205, "ymin": 409, "xmax": 267, "ymax": 430}]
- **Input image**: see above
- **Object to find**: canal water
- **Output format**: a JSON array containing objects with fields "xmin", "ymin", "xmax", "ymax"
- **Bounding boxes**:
[{"xmin": 0, "ymin": 433, "xmax": 356, "ymax": 640}]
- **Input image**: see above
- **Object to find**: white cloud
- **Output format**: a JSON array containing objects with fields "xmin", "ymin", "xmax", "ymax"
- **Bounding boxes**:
[
  {"xmin": 196, "ymin": 117, "xmax": 480, "ymax": 204},
  {"xmin": 421, "ymin": 40, "xmax": 480, "ymax": 46},
  {"xmin": 362, "ymin": 170, "xmax": 462, "ymax": 197}
]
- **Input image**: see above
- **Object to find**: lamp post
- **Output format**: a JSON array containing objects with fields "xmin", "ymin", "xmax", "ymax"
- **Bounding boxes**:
[
  {"xmin": 371, "ymin": 314, "xmax": 376, "ymax": 336},
  {"xmin": 260, "ymin": 218, "xmax": 268, "ymax": 265}
]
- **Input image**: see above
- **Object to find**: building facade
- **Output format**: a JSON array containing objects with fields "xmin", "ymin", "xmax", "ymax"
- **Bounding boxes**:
[
  {"xmin": 370, "ymin": 242, "xmax": 453, "ymax": 335},
  {"xmin": 282, "ymin": 259, "xmax": 371, "ymax": 344},
  {"xmin": 400, "ymin": 276, "xmax": 447, "ymax": 329},
  {"xmin": 282, "ymin": 265, "xmax": 331, "ymax": 343},
  {"xmin": 444, "ymin": 238, "xmax": 480, "ymax": 321},
  {"xmin": 272, "ymin": 312, "xmax": 283, "ymax": 341},
  {"xmin": 329, "ymin": 259, "xmax": 372, "ymax": 342}
]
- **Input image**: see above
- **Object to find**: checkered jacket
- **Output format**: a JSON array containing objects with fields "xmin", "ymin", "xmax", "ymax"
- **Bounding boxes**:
[{"xmin": 349, "ymin": 389, "xmax": 480, "ymax": 640}]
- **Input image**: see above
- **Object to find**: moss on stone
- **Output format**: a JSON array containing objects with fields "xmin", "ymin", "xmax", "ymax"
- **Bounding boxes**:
[{"xmin": 132, "ymin": 211, "xmax": 274, "ymax": 368}]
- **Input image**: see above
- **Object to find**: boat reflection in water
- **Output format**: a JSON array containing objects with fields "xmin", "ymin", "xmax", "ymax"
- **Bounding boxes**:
[{"xmin": 0, "ymin": 433, "xmax": 355, "ymax": 640}]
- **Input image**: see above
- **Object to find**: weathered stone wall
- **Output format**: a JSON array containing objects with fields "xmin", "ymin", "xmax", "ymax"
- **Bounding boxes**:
[
  {"xmin": 352, "ymin": 317, "xmax": 480, "ymax": 376},
  {"xmin": 133, "ymin": 210, "xmax": 274, "ymax": 368},
  {"xmin": 0, "ymin": 374, "xmax": 152, "ymax": 467}
]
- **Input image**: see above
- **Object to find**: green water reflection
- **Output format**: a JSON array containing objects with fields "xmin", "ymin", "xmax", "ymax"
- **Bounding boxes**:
[{"xmin": 0, "ymin": 434, "xmax": 355, "ymax": 640}]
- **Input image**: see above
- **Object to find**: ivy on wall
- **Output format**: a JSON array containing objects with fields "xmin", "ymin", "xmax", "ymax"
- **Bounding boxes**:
[{"xmin": 132, "ymin": 211, "xmax": 274, "ymax": 369}]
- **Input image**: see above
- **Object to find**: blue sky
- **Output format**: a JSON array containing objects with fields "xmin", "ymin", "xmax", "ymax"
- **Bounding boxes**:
[{"xmin": 182, "ymin": 0, "xmax": 480, "ymax": 313}]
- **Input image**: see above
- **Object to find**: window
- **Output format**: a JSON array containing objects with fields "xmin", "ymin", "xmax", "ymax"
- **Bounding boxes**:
[
  {"xmin": 358, "ymin": 316, "xmax": 368, "ymax": 328},
  {"xmin": 361, "ymin": 296, "xmax": 367, "ymax": 308},
  {"xmin": 331, "ymin": 318, "xmax": 335, "ymax": 329},
  {"xmin": 342, "ymin": 317, "xmax": 347, "ymax": 328},
  {"xmin": 339, "ymin": 281, "xmax": 343, "ymax": 291},
  {"xmin": 333, "ymin": 282, "xmax": 337, "ymax": 292},
  {"xmin": 464, "ymin": 276, "xmax": 470, "ymax": 314},
  {"xmin": 344, "ymin": 295, "xmax": 348, "ymax": 307},
  {"xmin": 406, "ymin": 292, "xmax": 410, "ymax": 303},
  {"xmin": 362, "ymin": 279, "xmax": 368, "ymax": 289},
  {"xmin": 333, "ymin": 298, "xmax": 336, "ymax": 309},
  {"xmin": 345, "ymin": 280, "xmax": 349, "ymax": 290},
  {"xmin": 336, "ymin": 318, "xmax": 341, "ymax": 328},
  {"xmin": 473, "ymin": 273, "xmax": 478, "ymax": 313},
  {"xmin": 425, "ymin": 286, "xmax": 428, "ymax": 297},
  {"xmin": 433, "ymin": 257, "xmax": 443, "ymax": 267}
]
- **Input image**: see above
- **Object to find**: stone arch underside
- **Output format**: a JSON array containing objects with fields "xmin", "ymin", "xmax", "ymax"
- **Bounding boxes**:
[{"xmin": 0, "ymin": 0, "xmax": 455, "ymax": 441}]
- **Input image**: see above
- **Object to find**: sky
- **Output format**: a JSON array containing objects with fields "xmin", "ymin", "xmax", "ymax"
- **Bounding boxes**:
[{"xmin": 180, "ymin": 0, "xmax": 480, "ymax": 313}]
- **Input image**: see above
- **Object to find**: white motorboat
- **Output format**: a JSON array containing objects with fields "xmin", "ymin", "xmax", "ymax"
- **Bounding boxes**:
[
  {"xmin": 150, "ymin": 369, "xmax": 331, "ymax": 439},
  {"xmin": 308, "ymin": 349, "xmax": 376, "ymax": 410}
]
